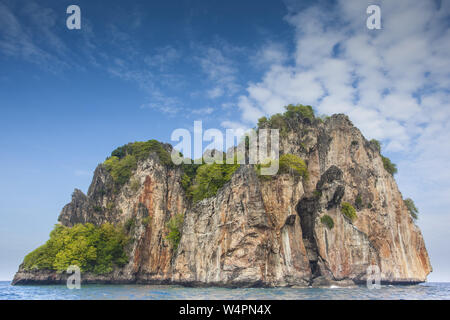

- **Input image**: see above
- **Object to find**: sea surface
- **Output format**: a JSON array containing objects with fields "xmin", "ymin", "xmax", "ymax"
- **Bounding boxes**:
[{"xmin": 1, "ymin": 281, "xmax": 449, "ymax": 300}]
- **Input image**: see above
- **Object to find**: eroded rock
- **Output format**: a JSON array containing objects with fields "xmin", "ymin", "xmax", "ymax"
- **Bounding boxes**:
[{"xmin": 13, "ymin": 114, "xmax": 432, "ymax": 286}]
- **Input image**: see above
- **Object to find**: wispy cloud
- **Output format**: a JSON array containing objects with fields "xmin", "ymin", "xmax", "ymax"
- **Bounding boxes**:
[
  {"xmin": 207, "ymin": 87, "xmax": 224, "ymax": 99},
  {"xmin": 252, "ymin": 41, "xmax": 289, "ymax": 67},
  {"xmin": 0, "ymin": 1, "xmax": 107, "ymax": 73},
  {"xmin": 107, "ymin": 45, "xmax": 185, "ymax": 115},
  {"xmin": 0, "ymin": 1, "xmax": 68, "ymax": 72},
  {"xmin": 140, "ymin": 94, "xmax": 183, "ymax": 115},
  {"xmin": 0, "ymin": 2, "xmax": 246, "ymax": 117},
  {"xmin": 144, "ymin": 46, "xmax": 181, "ymax": 71},
  {"xmin": 195, "ymin": 44, "xmax": 241, "ymax": 98}
]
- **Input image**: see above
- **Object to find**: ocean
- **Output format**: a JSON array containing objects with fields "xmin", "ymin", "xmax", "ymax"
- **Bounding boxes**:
[{"xmin": 0, "ymin": 281, "xmax": 449, "ymax": 300}]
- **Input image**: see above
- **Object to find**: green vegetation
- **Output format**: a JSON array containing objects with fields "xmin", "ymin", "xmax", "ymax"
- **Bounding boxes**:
[
  {"xmin": 130, "ymin": 178, "xmax": 140, "ymax": 192},
  {"xmin": 190, "ymin": 161, "xmax": 240, "ymax": 203},
  {"xmin": 110, "ymin": 140, "xmax": 172, "ymax": 165},
  {"xmin": 124, "ymin": 217, "xmax": 136, "ymax": 232},
  {"xmin": 257, "ymin": 104, "xmax": 316, "ymax": 137},
  {"xmin": 341, "ymin": 202, "xmax": 357, "ymax": 222},
  {"xmin": 262, "ymin": 113, "xmax": 290, "ymax": 137},
  {"xmin": 313, "ymin": 190, "xmax": 322, "ymax": 199},
  {"xmin": 179, "ymin": 162, "xmax": 202, "ymax": 199},
  {"xmin": 257, "ymin": 116, "xmax": 269, "ymax": 129},
  {"xmin": 369, "ymin": 139, "xmax": 397, "ymax": 176},
  {"xmin": 355, "ymin": 195, "xmax": 363, "ymax": 208},
  {"xmin": 177, "ymin": 154, "xmax": 241, "ymax": 203},
  {"xmin": 106, "ymin": 202, "xmax": 114, "ymax": 211},
  {"xmin": 279, "ymin": 154, "xmax": 308, "ymax": 178},
  {"xmin": 178, "ymin": 154, "xmax": 242, "ymax": 203},
  {"xmin": 284, "ymin": 104, "xmax": 315, "ymax": 121},
  {"xmin": 142, "ymin": 216, "xmax": 151, "ymax": 226},
  {"xmin": 318, "ymin": 114, "xmax": 331, "ymax": 123},
  {"xmin": 254, "ymin": 159, "xmax": 275, "ymax": 181},
  {"xmin": 181, "ymin": 173, "xmax": 192, "ymax": 191},
  {"xmin": 320, "ymin": 215, "xmax": 334, "ymax": 229},
  {"xmin": 23, "ymin": 223, "xmax": 129, "ymax": 274},
  {"xmin": 103, "ymin": 155, "xmax": 137, "ymax": 186},
  {"xmin": 404, "ymin": 198, "xmax": 419, "ymax": 220},
  {"xmin": 370, "ymin": 139, "xmax": 381, "ymax": 153},
  {"xmin": 255, "ymin": 154, "xmax": 308, "ymax": 180},
  {"xmin": 165, "ymin": 214, "xmax": 184, "ymax": 250},
  {"xmin": 381, "ymin": 155, "xmax": 398, "ymax": 175},
  {"xmin": 104, "ymin": 140, "xmax": 172, "ymax": 186}
]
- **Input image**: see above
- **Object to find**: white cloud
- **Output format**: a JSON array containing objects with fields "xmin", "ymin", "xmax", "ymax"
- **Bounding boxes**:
[
  {"xmin": 231, "ymin": 0, "xmax": 450, "ymax": 279},
  {"xmin": 139, "ymin": 89, "xmax": 184, "ymax": 115},
  {"xmin": 140, "ymin": 95, "xmax": 182, "ymax": 115},
  {"xmin": 237, "ymin": 96, "xmax": 264, "ymax": 123},
  {"xmin": 221, "ymin": 120, "xmax": 250, "ymax": 131},
  {"xmin": 253, "ymin": 42, "xmax": 289, "ymax": 66},
  {"xmin": 207, "ymin": 87, "xmax": 224, "ymax": 99},
  {"xmin": 239, "ymin": 65, "xmax": 325, "ymax": 120},
  {"xmin": 144, "ymin": 46, "xmax": 180, "ymax": 70},
  {"xmin": 195, "ymin": 45, "xmax": 241, "ymax": 98},
  {"xmin": 220, "ymin": 120, "xmax": 252, "ymax": 143},
  {"xmin": 236, "ymin": 0, "xmax": 450, "ymax": 152},
  {"xmin": 221, "ymin": 102, "xmax": 234, "ymax": 109}
]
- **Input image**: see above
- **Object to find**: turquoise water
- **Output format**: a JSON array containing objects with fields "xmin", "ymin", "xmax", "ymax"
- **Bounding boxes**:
[{"xmin": 1, "ymin": 281, "xmax": 449, "ymax": 300}]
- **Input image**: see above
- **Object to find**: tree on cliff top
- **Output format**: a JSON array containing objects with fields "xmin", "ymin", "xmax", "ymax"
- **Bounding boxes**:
[
  {"xmin": 382, "ymin": 155, "xmax": 398, "ymax": 175},
  {"xmin": 404, "ymin": 198, "xmax": 419, "ymax": 220},
  {"xmin": 370, "ymin": 139, "xmax": 398, "ymax": 176},
  {"xmin": 257, "ymin": 104, "xmax": 316, "ymax": 137}
]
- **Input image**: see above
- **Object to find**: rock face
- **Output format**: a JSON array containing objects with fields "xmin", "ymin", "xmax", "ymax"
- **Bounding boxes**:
[{"xmin": 12, "ymin": 114, "xmax": 432, "ymax": 286}]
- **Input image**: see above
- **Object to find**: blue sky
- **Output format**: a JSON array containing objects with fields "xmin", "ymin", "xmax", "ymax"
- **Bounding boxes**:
[{"xmin": 1, "ymin": 0, "xmax": 449, "ymax": 281}]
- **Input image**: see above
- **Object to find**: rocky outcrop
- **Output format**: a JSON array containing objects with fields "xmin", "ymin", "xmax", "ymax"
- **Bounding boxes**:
[
  {"xmin": 12, "ymin": 114, "xmax": 432, "ymax": 286},
  {"xmin": 172, "ymin": 166, "xmax": 311, "ymax": 287}
]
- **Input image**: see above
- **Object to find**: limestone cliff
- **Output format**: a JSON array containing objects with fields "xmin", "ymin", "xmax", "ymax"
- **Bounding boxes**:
[{"xmin": 12, "ymin": 113, "xmax": 431, "ymax": 287}]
